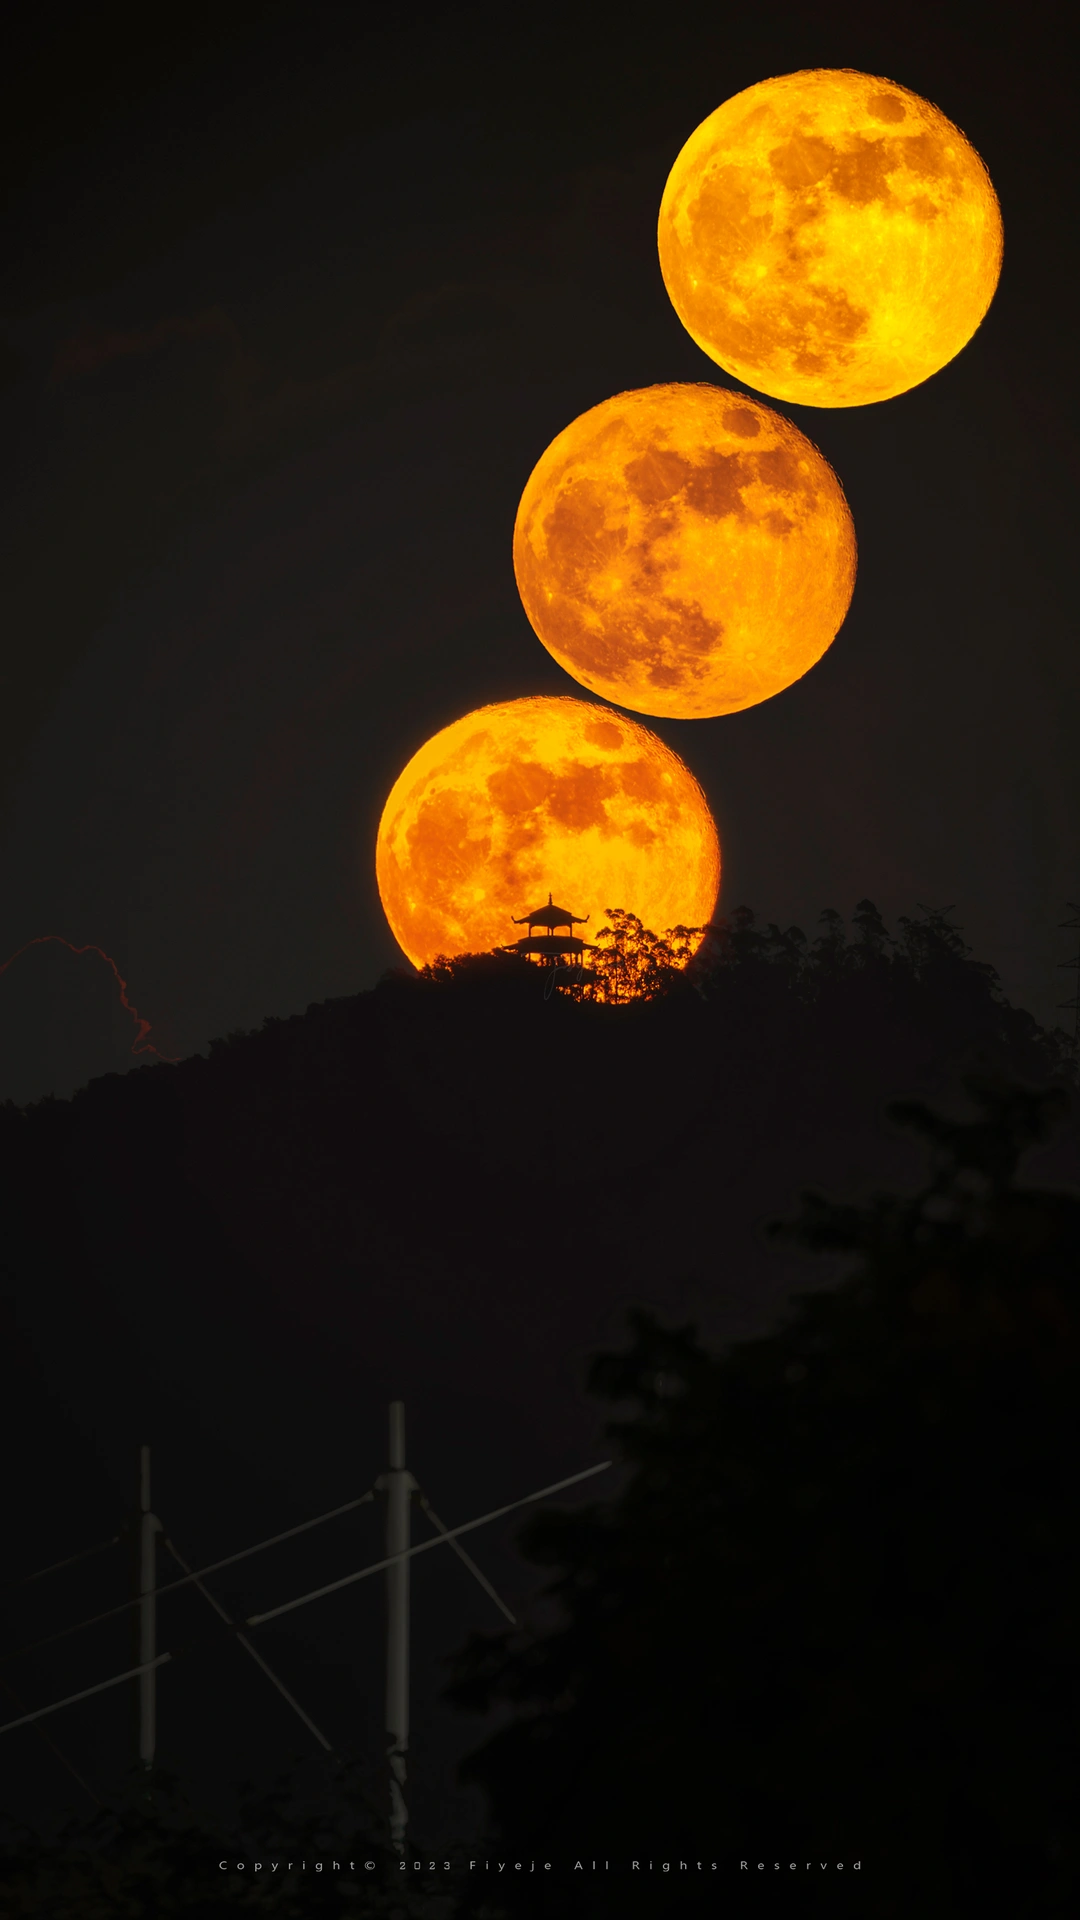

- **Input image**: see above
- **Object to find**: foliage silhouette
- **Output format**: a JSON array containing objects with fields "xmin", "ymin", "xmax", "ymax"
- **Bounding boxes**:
[
  {"xmin": 0, "ymin": 1757, "xmax": 456, "ymax": 1916},
  {"xmin": 404, "ymin": 901, "xmax": 1073, "ymax": 1094},
  {"xmin": 578, "ymin": 909, "xmax": 707, "ymax": 1005},
  {"xmin": 444, "ymin": 1075, "xmax": 1080, "ymax": 1917},
  {"xmin": 421, "ymin": 911, "xmax": 708, "ymax": 1005},
  {"xmin": 418, "ymin": 950, "xmax": 538, "ymax": 993}
]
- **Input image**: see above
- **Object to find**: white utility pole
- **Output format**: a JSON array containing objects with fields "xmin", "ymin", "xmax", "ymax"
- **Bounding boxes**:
[
  {"xmin": 138, "ymin": 1445, "xmax": 162, "ymax": 1771},
  {"xmin": 382, "ymin": 1402, "xmax": 416, "ymax": 1854}
]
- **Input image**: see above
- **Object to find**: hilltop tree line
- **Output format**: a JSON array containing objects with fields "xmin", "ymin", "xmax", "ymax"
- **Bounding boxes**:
[
  {"xmin": 424, "ymin": 896, "xmax": 1061, "ymax": 1015},
  {"xmin": 417, "ymin": 898, "xmax": 1072, "ymax": 1093}
]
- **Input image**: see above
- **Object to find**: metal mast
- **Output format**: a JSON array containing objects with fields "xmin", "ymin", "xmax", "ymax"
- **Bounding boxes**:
[{"xmin": 383, "ymin": 1402, "xmax": 415, "ymax": 1855}]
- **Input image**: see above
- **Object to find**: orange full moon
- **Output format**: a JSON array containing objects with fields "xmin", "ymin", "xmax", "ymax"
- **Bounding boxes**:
[
  {"xmin": 658, "ymin": 69, "xmax": 1003, "ymax": 408},
  {"xmin": 375, "ymin": 695, "xmax": 720, "ymax": 970},
  {"xmin": 513, "ymin": 382, "xmax": 855, "ymax": 720}
]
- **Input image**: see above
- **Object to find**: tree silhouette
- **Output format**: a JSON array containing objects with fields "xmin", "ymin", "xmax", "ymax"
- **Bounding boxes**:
[
  {"xmin": 445, "ymin": 1076, "xmax": 1080, "ymax": 1917},
  {"xmin": 420, "ymin": 913, "xmax": 709, "ymax": 1004},
  {"xmin": 0, "ymin": 1757, "xmax": 455, "ymax": 1917},
  {"xmin": 579, "ymin": 909, "xmax": 707, "ymax": 1004},
  {"xmin": 413, "ymin": 902, "xmax": 1071, "ymax": 1079},
  {"xmin": 419, "ymin": 948, "xmax": 538, "ymax": 993}
]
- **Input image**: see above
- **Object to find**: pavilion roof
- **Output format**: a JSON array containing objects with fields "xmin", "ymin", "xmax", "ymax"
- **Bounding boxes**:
[{"xmin": 512, "ymin": 891, "xmax": 589, "ymax": 929}]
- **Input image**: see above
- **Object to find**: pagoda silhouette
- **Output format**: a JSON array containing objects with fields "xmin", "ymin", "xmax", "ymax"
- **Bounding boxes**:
[{"xmin": 506, "ymin": 893, "xmax": 593, "ymax": 969}]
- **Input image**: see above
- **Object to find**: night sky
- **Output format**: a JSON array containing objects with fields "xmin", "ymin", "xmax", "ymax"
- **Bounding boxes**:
[{"xmin": 1, "ymin": 0, "xmax": 1077, "ymax": 1105}]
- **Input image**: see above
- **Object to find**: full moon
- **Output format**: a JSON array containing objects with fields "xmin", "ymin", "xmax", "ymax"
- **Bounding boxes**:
[
  {"xmin": 658, "ymin": 69, "xmax": 1003, "ymax": 408},
  {"xmin": 513, "ymin": 383, "xmax": 855, "ymax": 719},
  {"xmin": 375, "ymin": 695, "xmax": 720, "ymax": 969}
]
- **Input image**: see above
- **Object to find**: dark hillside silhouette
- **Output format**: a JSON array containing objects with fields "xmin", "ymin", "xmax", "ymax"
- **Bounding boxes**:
[{"xmin": 1, "ymin": 904, "xmax": 1077, "ymax": 1843}]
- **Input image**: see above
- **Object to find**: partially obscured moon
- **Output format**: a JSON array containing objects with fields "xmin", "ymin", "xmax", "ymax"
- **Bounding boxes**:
[
  {"xmin": 376, "ymin": 696, "xmax": 720, "ymax": 968},
  {"xmin": 513, "ymin": 383, "xmax": 854, "ymax": 719},
  {"xmin": 658, "ymin": 69, "xmax": 1003, "ymax": 407}
]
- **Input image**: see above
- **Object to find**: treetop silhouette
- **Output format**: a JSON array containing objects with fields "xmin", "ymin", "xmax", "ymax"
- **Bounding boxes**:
[{"xmin": 444, "ymin": 1074, "xmax": 1080, "ymax": 1916}]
